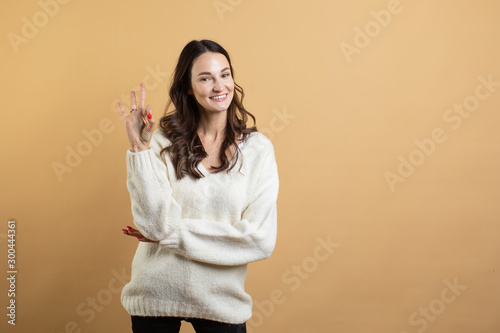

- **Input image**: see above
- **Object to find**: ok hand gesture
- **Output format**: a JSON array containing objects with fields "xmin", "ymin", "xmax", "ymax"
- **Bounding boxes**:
[{"xmin": 117, "ymin": 82, "xmax": 155, "ymax": 152}]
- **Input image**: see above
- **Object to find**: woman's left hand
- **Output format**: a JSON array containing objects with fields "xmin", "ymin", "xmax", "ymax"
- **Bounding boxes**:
[{"xmin": 122, "ymin": 226, "xmax": 159, "ymax": 243}]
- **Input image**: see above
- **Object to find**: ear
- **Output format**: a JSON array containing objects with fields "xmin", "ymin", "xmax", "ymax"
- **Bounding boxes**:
[{"xmin": 187, "ymin": 89, "xmax": 193, "ymax": 95}]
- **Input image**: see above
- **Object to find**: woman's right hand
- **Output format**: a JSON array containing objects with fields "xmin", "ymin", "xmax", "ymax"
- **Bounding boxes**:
[
  {"xmin": 117, "ymin": 82, "xmax": 155, "ymax": 152},
  {"xmin": 122, "ymin": 226, "xmax": 159, "ymax": 244}
]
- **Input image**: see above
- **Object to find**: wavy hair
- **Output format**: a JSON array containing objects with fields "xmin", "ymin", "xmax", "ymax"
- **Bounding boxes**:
[{"xmin": 158, "ymin": 40, "xmax": 257, "ymax": 180}]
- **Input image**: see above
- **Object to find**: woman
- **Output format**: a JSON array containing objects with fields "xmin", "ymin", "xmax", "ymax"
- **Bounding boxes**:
[{"xmin": 117, "ymin": 40, "xmax": 279, "ymax": 333}]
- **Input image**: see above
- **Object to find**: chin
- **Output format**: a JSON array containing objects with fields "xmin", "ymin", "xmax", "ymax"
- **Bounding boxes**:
[{"xmin": 210, "ymin": 100, "xmax": 233, "ymax": 112}]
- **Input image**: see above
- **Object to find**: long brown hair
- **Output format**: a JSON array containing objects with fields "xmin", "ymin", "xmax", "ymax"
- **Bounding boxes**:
[{"xmin": 158, "ymin": 40, "xmax": 257, "ymax": 180}]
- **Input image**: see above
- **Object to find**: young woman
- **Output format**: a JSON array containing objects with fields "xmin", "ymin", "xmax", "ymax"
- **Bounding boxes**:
[{"xmin": 117, "ymin": 40, "xmax": 279, "ymax": 333}]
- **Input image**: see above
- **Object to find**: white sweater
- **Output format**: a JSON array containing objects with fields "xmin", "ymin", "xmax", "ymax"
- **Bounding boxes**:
[{"xmin": 121, "ymin": 130, "xmax": 279, "ymax": 324}]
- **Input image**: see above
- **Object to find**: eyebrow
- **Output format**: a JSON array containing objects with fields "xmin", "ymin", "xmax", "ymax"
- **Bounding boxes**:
[{"xmin": 196, "ymin": 67, "xmax": 231, "ymax": 77}]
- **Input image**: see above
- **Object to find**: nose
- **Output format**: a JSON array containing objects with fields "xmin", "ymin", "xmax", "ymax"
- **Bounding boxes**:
[{"xmin": 213, "ymin": 79, "xmax": 223, "ymax": 92}]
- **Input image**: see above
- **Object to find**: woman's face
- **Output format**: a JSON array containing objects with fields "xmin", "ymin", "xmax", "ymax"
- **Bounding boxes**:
[{"xmin": 189, "ymin": 52, "xmax": 235, "ymax": 114}]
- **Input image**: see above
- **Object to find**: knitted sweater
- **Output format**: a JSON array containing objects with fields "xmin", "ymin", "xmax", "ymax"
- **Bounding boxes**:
[{"xmin": 120, "ymin": 130, "xmax": 279, "ymax": 324}]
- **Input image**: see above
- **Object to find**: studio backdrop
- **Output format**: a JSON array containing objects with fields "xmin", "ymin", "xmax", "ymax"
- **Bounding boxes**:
[{"xmin": 1, "ymin": 0, "xmax": 499, "ymax": 332}]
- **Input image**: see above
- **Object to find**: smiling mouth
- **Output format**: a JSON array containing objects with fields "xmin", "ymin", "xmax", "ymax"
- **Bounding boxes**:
[{"xmin": 209, "ymin": 93, "xmax": 228, "ymax": 100}]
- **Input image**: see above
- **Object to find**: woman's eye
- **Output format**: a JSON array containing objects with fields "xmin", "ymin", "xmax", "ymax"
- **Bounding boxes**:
[
  {"xmin": 222, "ymin": 73, "xmax": 230, "ymax": 78},
  {"xmin": 201, "ymin": 77, "xmax": 210, "ymax": 82}
]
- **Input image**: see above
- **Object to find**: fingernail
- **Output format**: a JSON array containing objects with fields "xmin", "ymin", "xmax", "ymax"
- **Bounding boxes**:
[
  {"xmin": 122, "ymin": 229, "xmax": 128, "ymax": 232},
  {"xmin": 127, "ymin": 226, "xmax": 133, "ymax": 229},
  {"xmin": 148, "ymin": 113, "xmax": 152, "ymax": 119},
  {"xmin": 137, "ymin": 237, "xmax": 143, "ymax": 240}
]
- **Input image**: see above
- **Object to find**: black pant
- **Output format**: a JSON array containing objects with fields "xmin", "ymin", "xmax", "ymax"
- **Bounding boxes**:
[{"xmin": 131, "ymin": 315, "xmax": 247, "ymax": 333}]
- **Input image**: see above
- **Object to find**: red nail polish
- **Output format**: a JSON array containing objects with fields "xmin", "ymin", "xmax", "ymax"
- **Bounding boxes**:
[
  {"xmin": 127, "ymin": 226, "xmax": 133, "ymax": 229},
  {"xmin": 148, "ymin": 113, "xmax": 152, "ymax": 119},
  {"xmin": 122, "ymin": 229, "xmax": 128, "ymax": 232},
  {"xmin": 137, "ymin": 237, "xmax": 143, "ymax": 240}
]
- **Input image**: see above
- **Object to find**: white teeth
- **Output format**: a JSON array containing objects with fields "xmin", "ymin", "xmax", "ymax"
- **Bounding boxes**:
[{"xmin": 210, "ymin": 94, "xmax": 227, "ymax": 100}]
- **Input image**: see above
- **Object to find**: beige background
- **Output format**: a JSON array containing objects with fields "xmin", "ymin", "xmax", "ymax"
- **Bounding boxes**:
[{"xmin": 1, "ymin": 0, "xmax": 499, "ymax": 332}]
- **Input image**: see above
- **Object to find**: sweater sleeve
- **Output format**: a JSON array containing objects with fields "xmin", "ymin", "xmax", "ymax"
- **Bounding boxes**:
[
  {"xmin": 126, "ymin": 132, "xmax": 279, "ymax": 266},
  {"xmin": 126, "ymin": 147, "xmax": 183, "ymax": 243}
]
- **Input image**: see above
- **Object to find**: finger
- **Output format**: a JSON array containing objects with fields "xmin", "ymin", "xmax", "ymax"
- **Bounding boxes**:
[
  {"xmin": 122, "ymin": 228, "xmax": 133, "ymax": 235},
  {"xmin": 125, "ymin": 230, "xmax": 142, "ymax": 237},
  {"xmin": 131, "ymin": 91, "xmax": 137, "ymax": 110},
  {"xmin": 127, "ymin": 226, "xmax": 140, "ymax": 233},
  {"xmin": 117, "ymin": 102, "xmax": 127, "ymax": 120},
  {"xmin": 145, "ymin": 105, "xmax": 155, "ymax": 127},
  {"xmin": 127, "ymin": 227, "xmax": 143, "ymax": 237},
  {"xmin": 139, "ymin": 238, "xmax": 158, "ymax": 243},
  {"xmin": 123, "ymin": 226, "xmax": 139, "ymax": 235},
  {"xmin": 139, "ymin": 82, "xmax": 145, "ymax": 111}
]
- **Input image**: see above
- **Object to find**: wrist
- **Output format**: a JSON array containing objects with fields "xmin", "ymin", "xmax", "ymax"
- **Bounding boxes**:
[{"xmin": 130, "ymin": 145, "xmax": 150, "ymax": 152}]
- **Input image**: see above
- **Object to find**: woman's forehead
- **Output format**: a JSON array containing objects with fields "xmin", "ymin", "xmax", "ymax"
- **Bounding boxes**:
[{"xmin": 191, "ymin": 52, "xmax": 230, "ymax": 75}]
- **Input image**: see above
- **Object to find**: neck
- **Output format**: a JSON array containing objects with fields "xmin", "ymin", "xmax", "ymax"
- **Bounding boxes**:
[{"xmin": 197, "ymin": 110, "xmax": 227, "ymax": 143}]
